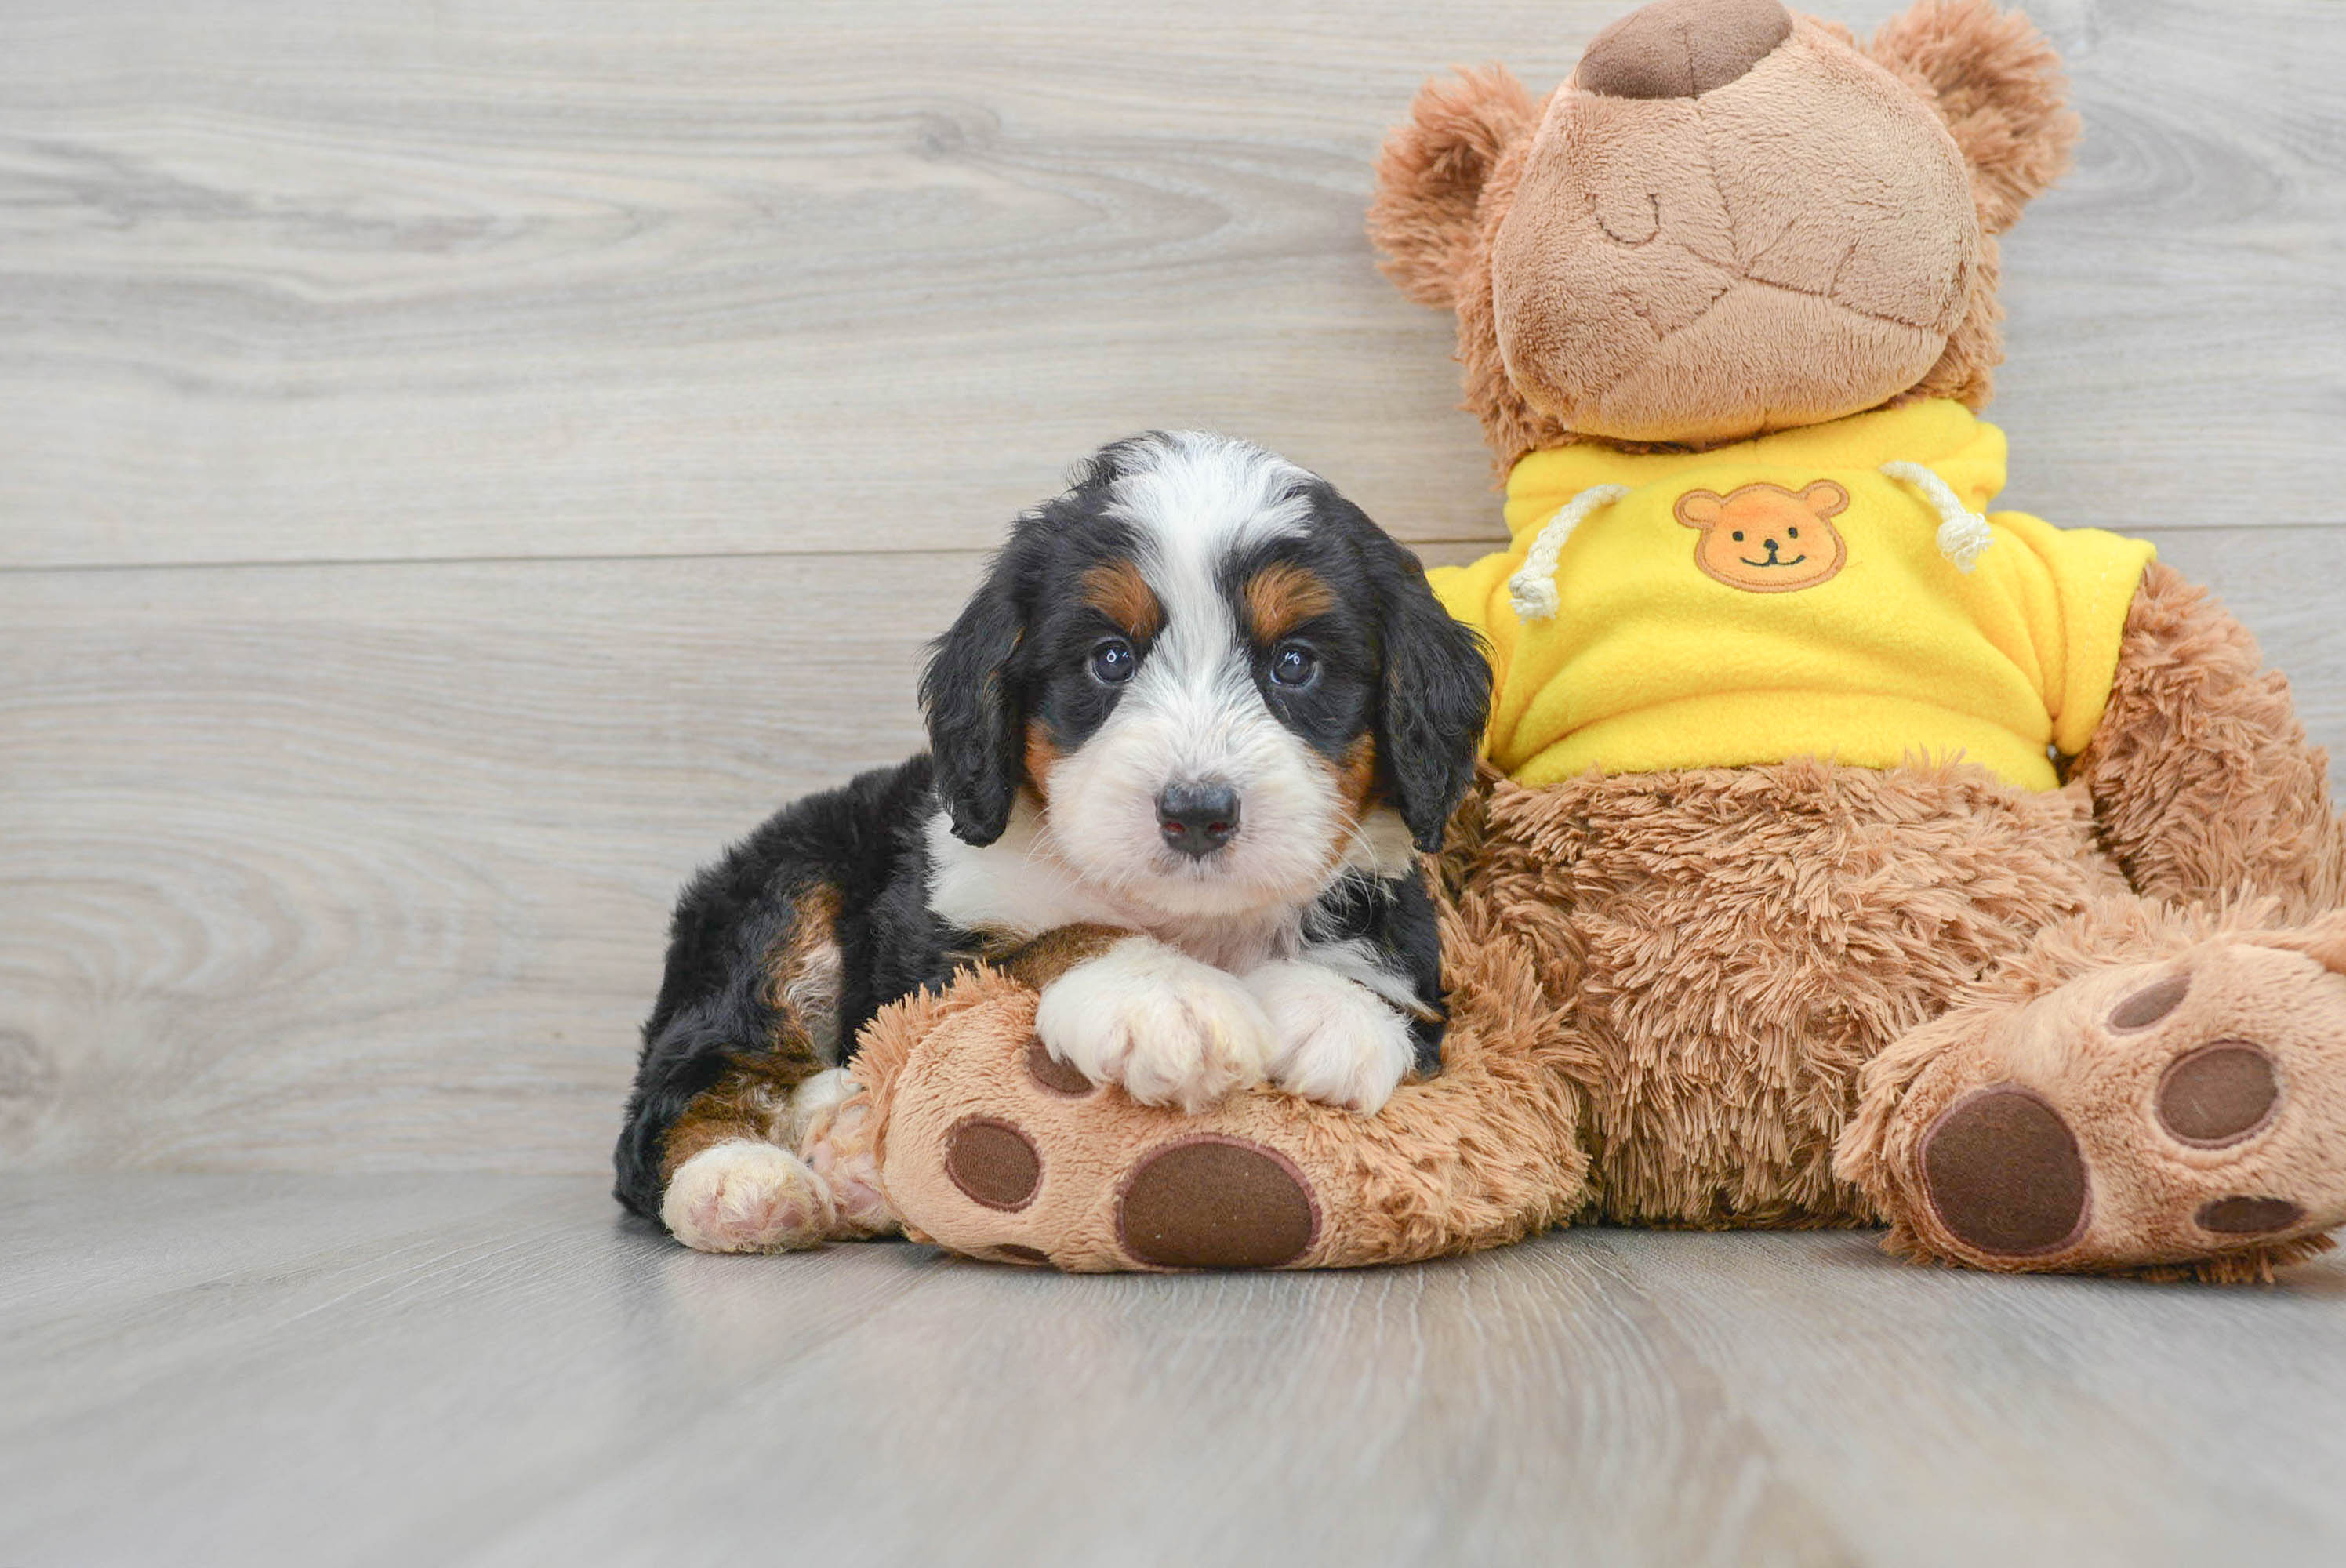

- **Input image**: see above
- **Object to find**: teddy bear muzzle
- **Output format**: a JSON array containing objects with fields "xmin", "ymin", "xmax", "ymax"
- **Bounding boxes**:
[{"xmin": 1577, "ymin": 0, "xmax": 1792, "ymax": 100}]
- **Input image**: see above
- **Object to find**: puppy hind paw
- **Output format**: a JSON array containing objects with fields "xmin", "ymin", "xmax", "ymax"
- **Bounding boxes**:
[
  {"xmin": 800, "ymin": 1087, "xmax": 896, "ymax": 1239},
  {"xmin": 660, "ymin": 1138, "xmax": 837, "ymax": 1254}
]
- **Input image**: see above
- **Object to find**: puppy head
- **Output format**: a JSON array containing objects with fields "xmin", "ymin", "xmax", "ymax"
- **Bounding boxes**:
[{"xmin": 923, "ymin": 433, "xmax": 1489, "ymax": 918}]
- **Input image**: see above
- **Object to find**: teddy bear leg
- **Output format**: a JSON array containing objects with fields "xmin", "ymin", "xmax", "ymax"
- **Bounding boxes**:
[{"xmin": 1838, "ymin": 905, "xmax": 2346, "ymax": 1279}]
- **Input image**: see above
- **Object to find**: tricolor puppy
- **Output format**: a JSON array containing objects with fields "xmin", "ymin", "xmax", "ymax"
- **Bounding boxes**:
[{"xmin": 613, "ymin": 432, "xmax": 1491, "ymax": 1253}]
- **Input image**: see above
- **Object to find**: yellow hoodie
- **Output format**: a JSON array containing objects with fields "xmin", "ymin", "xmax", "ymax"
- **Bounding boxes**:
[{"xmin": 1425, "ymin": 401, "xmax": 2155, "ymax": 792}]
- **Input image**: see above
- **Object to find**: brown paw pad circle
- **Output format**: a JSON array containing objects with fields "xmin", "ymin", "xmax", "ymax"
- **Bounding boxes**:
[
  {"xmin": 1920, "ymin": 1085, "xmax": 2090, "ymax": 1258},
  {"xmin": 944, "ymin": 1117, "xmax": 1041, "ymax": 1211},
  {"xmin": 2109, "ymin": 971, "xmax": 2190, "ymax": 1030},
  {"xmin": 2197, "ymin": 1196, "xmax": 2305, "ymax": 1236},
  {"xmin": 991, "ymin": 1243, "xmax": 1052, "ymax": 1267},
  {"xmin": 1115, "ymin": 1135, "xmax": 1320, "ymax": 1269},
  {"xmin": 2155, "ymin": 1042, "xmax": 2280, "ymax": 1148},
  {"xmin": 1025, "ymin": 1035, "xmax": 1096, "ymax": 1097}
]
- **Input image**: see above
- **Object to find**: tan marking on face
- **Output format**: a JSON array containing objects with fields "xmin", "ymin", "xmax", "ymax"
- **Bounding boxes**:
[
  {"xmin": 1310, "ymin": 734, "xmax": 1382, "ymax": 875},
  {"xmin": 1022, "ymin": 722, "xmax": 1061, "ymax": 808},
  {"xmin": 1335, "ymin": 734, "xmax": 1378, "ymax": 820},
  {"xmin": 1675, "ymin": 481, "xmax": 1848, "ymax": 593},
  {"xmin": 1081, "ymin": 558, "xmax": 1163, "ymax": 640},
  {"xmin": 1244, "ymin": 561, "xmax": 1338, "ymax": 642}
]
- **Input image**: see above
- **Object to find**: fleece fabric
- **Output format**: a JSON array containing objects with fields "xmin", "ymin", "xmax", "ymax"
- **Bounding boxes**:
[{"xmin": 1427, "ymin": 399, "xmax": 2155, "ymax": 790}]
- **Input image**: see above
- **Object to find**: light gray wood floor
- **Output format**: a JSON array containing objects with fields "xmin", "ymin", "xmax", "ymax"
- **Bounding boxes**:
[
  {"xmin": 5, "ymin": 0, "xmax": 2344, "ymax": 1174},
  {"xmin": 5, "ymin": 2, "xmax": 2346, "ymax": 1561},
  {"xmin": 7, "ymin": 1174, "xmax": 2346, "ymax": 1568}
]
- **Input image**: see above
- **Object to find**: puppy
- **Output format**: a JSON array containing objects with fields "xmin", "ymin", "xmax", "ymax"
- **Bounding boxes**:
[{"xmin": 613, "ymin": 432, "xmax": 1491, "ymax": 1252}]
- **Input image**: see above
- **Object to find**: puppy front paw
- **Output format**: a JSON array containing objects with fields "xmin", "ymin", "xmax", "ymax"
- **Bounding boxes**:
[
  {"xmin": 1249, "ymin": 960, "xmax": 1416, "ymax": 1115},
  {"xmin": 1033, "ymin": 938, "xmax": 1274, "ymax": 1112},
  {"xmin": 660, "ymin": 1138, "xmax": 836, "ymax": 1254}
]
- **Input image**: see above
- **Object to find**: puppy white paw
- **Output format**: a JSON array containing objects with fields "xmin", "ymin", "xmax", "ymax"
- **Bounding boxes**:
[
  {"xmin": 1249, "ymin": 960, "xmax": 1417, "ymax": 1115},
  {"xmin": 660, "ymin": 1138, "xmax": 836, "ymax": 1254},
  {"xmin": 1034, "ymin": 937, "xmax": 1274, "ymax": 1112}
]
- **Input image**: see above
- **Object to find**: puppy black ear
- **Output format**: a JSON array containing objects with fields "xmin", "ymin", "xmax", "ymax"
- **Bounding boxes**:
[
  {"xmin": 1376, "ymin": 546, "xmax": 1491, "ymax": 853},
  {"xmin": 921, "ymin": 551, "xmax": 1030, "ymax": 847}
]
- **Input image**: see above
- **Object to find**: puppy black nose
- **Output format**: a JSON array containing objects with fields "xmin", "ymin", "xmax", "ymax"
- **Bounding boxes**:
[{"xmin": 1157, "ymin": 782, "xmax": 1240, "ymax": 858}]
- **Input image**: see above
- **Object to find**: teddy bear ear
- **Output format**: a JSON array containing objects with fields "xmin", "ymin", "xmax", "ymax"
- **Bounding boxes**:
[
  {"xmin": 1868, "ymin": 0, "xmax": 2082, "ymax": 234},
  {"xmin": 1799, "ymin": 480, "xmax": 1850, "ymax": 517},
  {"xmin": 1367, "ymin": 65, "xmax": 1539, "ymax": 308},
  {"xmin": 1676, "ymin": 492, "xmax": 1725, "ymax": 528}
]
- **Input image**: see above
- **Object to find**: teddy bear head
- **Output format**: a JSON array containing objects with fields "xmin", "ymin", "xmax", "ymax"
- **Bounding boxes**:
[{"xmin": 1369, "ymin": 0, "xmax": 2079, "ymax": 466}]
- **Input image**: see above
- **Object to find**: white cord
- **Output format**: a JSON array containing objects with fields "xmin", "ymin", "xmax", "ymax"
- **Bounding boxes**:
[
  {"xmin": 1880, "ymin": 460, "xmax": 1994, "ymax": 572},
  {"xmin": 1506, "ymin": 484, "xmax": 1630, "ymax": 621}
]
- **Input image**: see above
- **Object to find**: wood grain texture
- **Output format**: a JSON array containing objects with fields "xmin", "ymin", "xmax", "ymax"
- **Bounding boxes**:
[
  {"xmin": 2, "ymin": 1, "xmax": 2344, "ymax": 1174},
  {"xmin": 8, "ymin": 9, "xmax": 2345, "ymax": 1555},
  {"xmin": 5, "ymin": 525, "xmax": 2344, "ymax": 1174},
  {"xmin": 0, "ymin": 0, "xmax": 2339, "ymax": 570},
  {"xmin": 0, "ymin": 552, "xmax": 972, "ymax": 1170},
  {"xmin": 3, "ymin": 1176, "xmax": 2344, "ymax": 1566}
]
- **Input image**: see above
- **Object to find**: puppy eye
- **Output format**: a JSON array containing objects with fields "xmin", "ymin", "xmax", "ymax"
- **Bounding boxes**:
[
  {"xmin": 1787, "ymin": 526, "xmax": 1799, "ymax": 539},
  {"xmin": 1731, "ymin": 531, "xmax": 1745, "ymax": 543},
  {"xmin": 1269, "ymin": 642, "xmax": 1319, "ymax": 688},
  {"xmin": 1088, "ymin": 638, "xmax": 1136, "ymax": 685}
]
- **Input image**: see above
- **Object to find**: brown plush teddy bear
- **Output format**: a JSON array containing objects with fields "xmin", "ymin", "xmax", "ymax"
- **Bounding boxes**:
[{"xmin": 813, "ymin": 0, "xmax": 2346, "ymax": 1279}]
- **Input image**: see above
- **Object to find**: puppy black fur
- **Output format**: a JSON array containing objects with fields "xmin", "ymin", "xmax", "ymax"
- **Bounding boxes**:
[{"xmin": 615, "ymin": 434, "xmax": 1488, "ymax": 1229}]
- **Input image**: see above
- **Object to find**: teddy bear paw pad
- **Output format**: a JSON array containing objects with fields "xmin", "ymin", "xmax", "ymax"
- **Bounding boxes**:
[
  {"xmin": 944, "ymin": 1116, "xmax": 1043, "ymax": 1211},
  {"xmin": 1114, "ymin": 1136, "xmax": 1321, "ymax": 1269},
  {"xmin": 1920, "ymin": 1086, "xmax": 2090, "ymax": 1258},
  {"xmin": 2153, "ymin": 1040, "xmax": 2279, "ymax": 1147}
]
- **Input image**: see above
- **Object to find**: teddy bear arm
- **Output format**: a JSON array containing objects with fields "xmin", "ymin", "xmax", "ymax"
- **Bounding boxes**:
[{"xmin": 2068, "ymin": 560, "xmax": 2346, "ymax": 921}]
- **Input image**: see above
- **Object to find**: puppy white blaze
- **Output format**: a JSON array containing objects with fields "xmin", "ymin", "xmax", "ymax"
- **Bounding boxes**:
[{"xmin": 1047, "ymin": 433, "xmax": 1350, "ymax": 920}]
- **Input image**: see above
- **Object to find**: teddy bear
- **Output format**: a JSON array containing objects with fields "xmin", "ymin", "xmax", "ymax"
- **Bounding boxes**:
[{"xmin": 801, "ymin": 0, "xmax": 2346, "ymax": 1279}]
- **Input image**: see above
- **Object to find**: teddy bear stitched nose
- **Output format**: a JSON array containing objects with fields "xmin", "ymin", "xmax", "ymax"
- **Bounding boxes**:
[{"xmin": 1577, "ymin": 0, "xmax": 1793, "ymax": 99}]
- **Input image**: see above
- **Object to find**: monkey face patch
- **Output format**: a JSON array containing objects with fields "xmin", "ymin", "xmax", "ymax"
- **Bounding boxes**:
[{"xmin": 1675, "ymin": 481, "xmax": 1849, "ymax": 593}]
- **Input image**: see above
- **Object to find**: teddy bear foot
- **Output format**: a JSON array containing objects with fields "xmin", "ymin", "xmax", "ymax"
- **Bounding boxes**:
[
  {"xmin": 899, "ymin": 1023, "xmax": 1328, "ymax": 1272},
  {"xmin": 1848, "ymin": 934, "xmax": 2346, "ymax": 1278},
  {"xmin": 848, "ymin": 956, "xmax": 1592, "ymax": 1272}
]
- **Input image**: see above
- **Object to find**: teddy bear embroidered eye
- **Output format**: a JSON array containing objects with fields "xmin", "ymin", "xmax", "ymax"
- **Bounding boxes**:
[{"xmin": 826, "ymin": 0, "xmax": 2346, "ymax": 1280}]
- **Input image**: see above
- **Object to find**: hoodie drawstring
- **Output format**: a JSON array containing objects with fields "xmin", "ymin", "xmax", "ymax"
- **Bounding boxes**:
[
  {"xmin": 1507, "ymin": 484, "xmax": 1629, "ymax": 621},
  {"xmin": 1880, "ymin": 460, "xmax": 1995, "ymax": 572}
]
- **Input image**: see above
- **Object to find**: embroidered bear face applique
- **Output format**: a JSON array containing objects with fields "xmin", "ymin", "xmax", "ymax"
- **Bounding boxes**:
[{"xmin": 1675, "ymin": 481, "xmax": 1850, "ymax": 593}]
